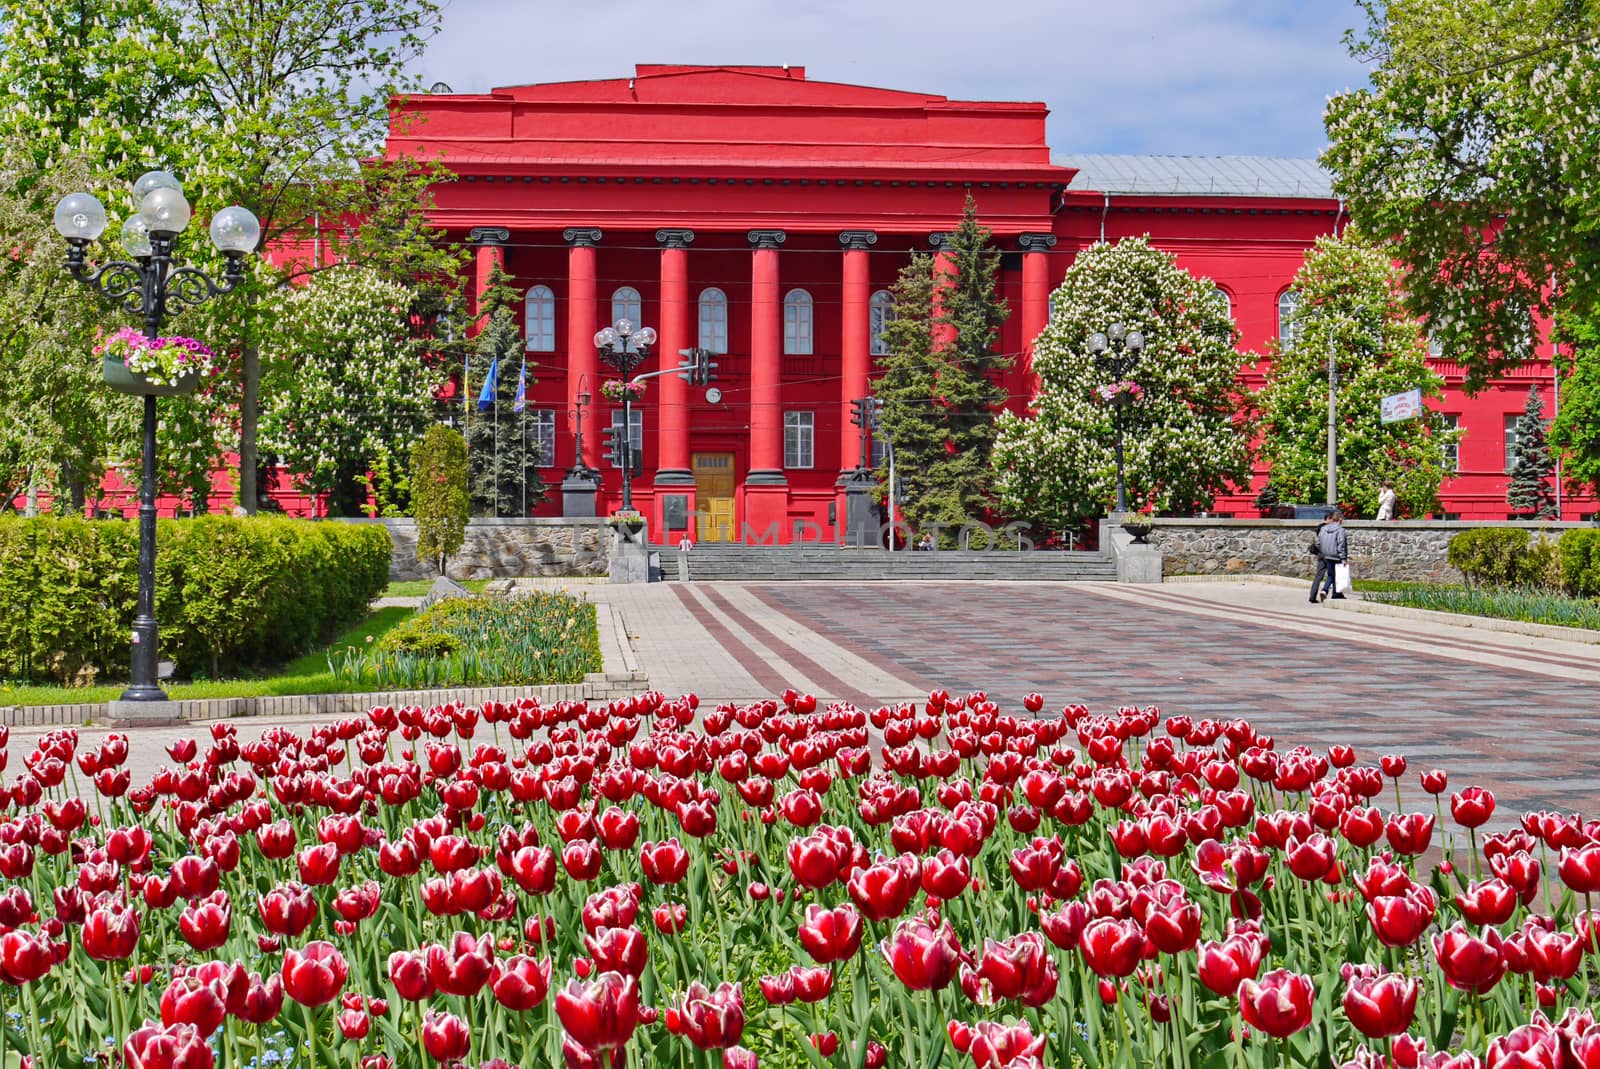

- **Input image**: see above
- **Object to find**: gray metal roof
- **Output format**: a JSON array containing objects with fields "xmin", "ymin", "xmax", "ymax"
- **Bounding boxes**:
[{"xmin": 1056, "ymin": 154, "xmax": 1336, "ymax": 199}]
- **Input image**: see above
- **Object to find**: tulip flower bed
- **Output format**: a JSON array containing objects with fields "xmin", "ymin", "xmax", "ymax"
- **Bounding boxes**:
[{"xmin": 1, "ymin": 690, "xmax": 1599, "ymax": 1069}]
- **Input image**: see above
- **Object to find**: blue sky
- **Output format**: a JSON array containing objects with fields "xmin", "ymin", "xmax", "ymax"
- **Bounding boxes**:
[{"xmin": 414, "ymin": 1, "xmax": 1371, "ymax": 159}]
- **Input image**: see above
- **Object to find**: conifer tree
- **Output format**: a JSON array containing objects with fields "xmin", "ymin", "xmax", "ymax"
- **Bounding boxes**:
[
  {"xmin": 464, "ymin": 266, "xmax": 547, "ymax": 517},
  {"xmin": 1507, "ymin": 387, "xmax": 1557, "ymax": 518},
  {"xmin": 875, "ymin": 196, "xmax": 1009, "ymax": 540}
]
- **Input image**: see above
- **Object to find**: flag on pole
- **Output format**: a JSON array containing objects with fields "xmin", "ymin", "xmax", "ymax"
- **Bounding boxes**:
[
  {"xmin": 512, "ymin": 360, "xmax": 527, "ymax": 413},
  {"xmin": 477, "ymin": 357, "xmax": 498, "ymax": 412}
]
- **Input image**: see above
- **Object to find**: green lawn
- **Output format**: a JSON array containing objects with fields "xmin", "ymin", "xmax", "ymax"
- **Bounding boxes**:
[
  {"xmin": 382, "ymin": 578, "xmax": 492, "ymax": 598},
  {"xmin": 0, "ymin": 606, "xmax": 415, "ymax": 708}
]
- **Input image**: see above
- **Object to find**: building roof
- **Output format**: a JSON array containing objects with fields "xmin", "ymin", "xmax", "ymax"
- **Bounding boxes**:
[{"xmin": 1057, "ymin": 154, "xmax": 1336, "ymax": 199}]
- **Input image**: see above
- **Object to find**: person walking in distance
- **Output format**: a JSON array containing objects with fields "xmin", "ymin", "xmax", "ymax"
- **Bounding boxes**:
[
  {"xmin": 677, "ymin": 531, "xmax": 693, "ymax": 582},
  {"xmin": 1376, "ymin": 481, "xmax": 1398, "ymax": 521},
  {"xmin": 1310, "ymin": 510, "xmax": 1347, "ymax": 603}
]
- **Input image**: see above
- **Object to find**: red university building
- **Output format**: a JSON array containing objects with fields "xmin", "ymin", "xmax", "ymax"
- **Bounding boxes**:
[{"xmin": 386, "ymin": 64, "xmax": 1583, "ymax": 541}]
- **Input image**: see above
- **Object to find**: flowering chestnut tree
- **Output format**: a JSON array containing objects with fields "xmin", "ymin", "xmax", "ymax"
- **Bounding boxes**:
[
  {"xmin": 993, "ymin": 237, "xmax": 1252, "ymax": 529},
  {"xmin": 1254, "ymin": 231, "xmax": 1453, "ymax": 518},
  {"xmin": 1322, "ymin": 0, "xmax": 1600, "ymax": 391},
  {"xmin": 258, "ymin": 267, "xmax": 443, "ymax": 514}
]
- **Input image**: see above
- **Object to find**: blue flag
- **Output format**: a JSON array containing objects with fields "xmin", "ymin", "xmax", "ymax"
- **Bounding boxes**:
[
  {"xmin": 477, "ymin": 357, "xmax": 498, "ymax": 412},
  {"xmin": 512, "ymin": 361, "xmax": 527, "ymax": 413}
]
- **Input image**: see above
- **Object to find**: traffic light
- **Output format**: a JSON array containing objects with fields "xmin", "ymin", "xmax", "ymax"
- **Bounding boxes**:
[
  {"xmin": 849, "ymin": 398, "xmax": 868, "ymax": 429},
  {"xmin": 696, "ymin": 350, "xmax": 719, "ymax": 386},
  {"xmin": 869, "ymin": 397, "xmax": 885, "ymax": 430},
  {"xmin": 603, "ymin": 424, "xmax": 629, "ymax": 470},
  {"xmin": 675, "ymin": 348, "xmax": 720, "ymax": 386}
]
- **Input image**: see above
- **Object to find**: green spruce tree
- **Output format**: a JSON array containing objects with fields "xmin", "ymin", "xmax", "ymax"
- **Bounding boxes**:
[
  {"xmin": 875, "ymin": 196, "xmax": 1009, "ymax": 541},
  {"xmin": 465, "ymin": 267, "xmax": 547, "ymax": 517},
  {"xmin": 1507, "ymin": 387, "xmax": 1557, "ymax": 518}
]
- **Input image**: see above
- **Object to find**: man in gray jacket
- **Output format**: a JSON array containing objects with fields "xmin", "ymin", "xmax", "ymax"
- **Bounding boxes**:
[{"xmin": 1310, "ymin": 510, "xmax": 1347, "ymax": 603}]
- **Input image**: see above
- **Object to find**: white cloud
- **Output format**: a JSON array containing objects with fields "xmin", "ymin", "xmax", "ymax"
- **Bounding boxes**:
[{"xmin": 413, "ymin": 0, "xmax": 1370, "ymax": 157}]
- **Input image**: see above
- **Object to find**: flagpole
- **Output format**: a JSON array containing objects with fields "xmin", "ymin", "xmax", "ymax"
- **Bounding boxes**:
[{"xmin": 520, "ymin": 355, "xmax": 528, "ymax": 518}]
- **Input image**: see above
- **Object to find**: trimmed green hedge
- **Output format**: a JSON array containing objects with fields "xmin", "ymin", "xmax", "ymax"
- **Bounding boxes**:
[
  {"xmin": 1558, "ymin": 528, "xmax": 1600, "ymax": 597},
  {"xmin": 0, "ymin": 516, "xmax": 391, "ymax": 684},
  {"xmin": 1446, "ymin": 528, "xmax": 1533, "ymax": 587},
  {"xmin": 1445, "ymin": 526, "xmax": 1600, "ymax": 598}
]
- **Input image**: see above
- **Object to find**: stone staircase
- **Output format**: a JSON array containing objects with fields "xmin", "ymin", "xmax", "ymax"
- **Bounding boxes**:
[{"xmin": 666, "ymin": 544, "xmax": 1117, "ymax": 582}]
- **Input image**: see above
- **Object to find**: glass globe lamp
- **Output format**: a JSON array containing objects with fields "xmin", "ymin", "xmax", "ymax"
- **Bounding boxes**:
[
  {"xmin": 140, "ymin": 187, "xmax": 192, "ymax": 236},
  {"xmin": 53, "ymin": 193, "xmax": 108, "ymax": 242},
  {"xmin": 209, "ymin": 206, "xmax": 260, "ymax": 254},
  {"xmin": 121, "ymin": 215, "xmax": 153, "ymax": 258}
]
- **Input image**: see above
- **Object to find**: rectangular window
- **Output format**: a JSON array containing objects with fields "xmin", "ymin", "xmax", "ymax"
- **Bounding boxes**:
[
  {"xmin": 784, "ymin": 411, "xmax": 814, "ymax": 469},
  {"xmin": 870, "ymin": 434, "xmax": 889, "ymax": 468},
  {"xmin": 1439, "ymin": 414, "xmax": 1460, "ymax": 473},
  {"xmin": 609, "ymin": 410, "xmax": 644, "ymax": 471},
  {"xmin": 1504, "ymin": 414, "xmax": 1519, "ymax": 473},
  {"xmin": 529, "ymin": 409, "xmax": 556, "ymax": 466}
]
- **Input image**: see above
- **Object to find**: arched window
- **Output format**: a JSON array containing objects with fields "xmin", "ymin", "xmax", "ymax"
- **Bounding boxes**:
[
  {"xmin": 1277, "ymin": 289, "xmax": 1301, "ymax": 348},
  {"xmin": 869, "ymin": 290, "xmax": 895, "ymax": 356},
  {"xmin": 1213, "ymin": 285, "xmax": 1233, "ymax": 321},
  {"xmin": 525, "ymin": 285, "xmax": 555, "ymax": 352},
  {"xmin": 698, "ymin": 288, "xmax": 728, "ymax": 354},
  {"xmin": 784, "ymin": 289, "xmax": 813, "ymax": 355},
  {"xmin": 611, "ymin": 286, "xmax": 642, "ymax": 329}
]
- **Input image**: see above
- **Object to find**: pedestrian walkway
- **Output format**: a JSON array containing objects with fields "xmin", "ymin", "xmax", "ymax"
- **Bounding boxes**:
[{"xmin": 13, "ymin": 576, "xmax": 1597, "ymax": 827}]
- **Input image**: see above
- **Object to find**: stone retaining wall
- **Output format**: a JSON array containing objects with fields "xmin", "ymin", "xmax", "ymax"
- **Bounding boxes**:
[
  {"xmin": 346, "ymin": 518, "xmax": 611, "ymax": 581},
  {"xmin": 1145, "ymin": 518, "xmax": 1581, "ymax": 582}
]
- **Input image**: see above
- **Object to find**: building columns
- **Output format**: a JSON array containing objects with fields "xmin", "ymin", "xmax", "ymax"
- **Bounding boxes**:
[
  {"xmin": 655, "ymin": 229, "xmax": 695, "ymax": 486},
  {"xmin": 653, "ymin": 229, "xmax": 695, "ymax": 539},
  {"xmin": 564, "ymin": 227, "xmax": 602, "ymax": 471},
  {"xmin": 839, "ymin": 230, "xmax": 876, "ymax": 474},
  {"xmin": 1018, "ymin": 232, "xmax": 1056, "ymax": 402},
  {"xmin": 468, "ymin": 227, "xmax": 509, "ymax": 335},
  {"xmin": 928, "ymin": 232, "xmax": 958, "ymax": 352},
  {"xmin": 747, "ymin": 230, "xmax": 787, "ymax": 483},
  {"xmin": 746, "ymin": 229, "xmax": 788, "ymax": 536}
]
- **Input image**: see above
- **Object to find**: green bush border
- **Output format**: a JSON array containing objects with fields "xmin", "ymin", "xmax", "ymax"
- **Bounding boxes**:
[{"xmin": 0, "ymin": 515, "xmax": 390, "ymax": 684}]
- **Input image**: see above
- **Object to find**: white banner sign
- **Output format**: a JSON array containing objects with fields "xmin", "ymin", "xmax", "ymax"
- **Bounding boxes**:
[{"xmin": 1380, "ymin": 388, "xmax": 1422, "ymax": 424}]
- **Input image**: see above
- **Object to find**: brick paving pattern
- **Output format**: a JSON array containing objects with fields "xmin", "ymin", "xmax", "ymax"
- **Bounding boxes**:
[
  {"xmin": 12, "ymin": 578, "xmax": 1596, "ymax": 830},
  {"xmin": 732, "ymin": 581, "xmax": 1600, "ymax": 824}
]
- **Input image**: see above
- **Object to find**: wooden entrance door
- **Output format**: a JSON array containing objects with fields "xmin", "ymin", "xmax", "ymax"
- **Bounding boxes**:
[{"xmin": 692, "ymin": 453, "xmax": 736, "ymax": 542}]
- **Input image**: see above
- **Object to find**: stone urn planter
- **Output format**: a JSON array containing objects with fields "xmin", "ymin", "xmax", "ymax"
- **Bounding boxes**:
[{"xmin": 1120, "ymin": 520, "xmax": 1154, "ymax": 545}]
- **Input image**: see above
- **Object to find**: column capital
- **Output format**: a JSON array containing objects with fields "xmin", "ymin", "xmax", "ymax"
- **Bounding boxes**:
[
  {"xmin": 563, "ymin": 227, "xmax": 603, "ymax": 248},
  {"xmin": 839, "ymin": 229, "xmax": 878, "ymax": 250},
  {"xmin": 928, "ymin": 232, "xmax": 953, "ymax": 251},
  {"xmin": 468, "ymin": 226, "xmax": 510, "ymax": 246},
  {"xmin": 1018, "ymin": 232, "xmax": 1058, "ymax": 252},
  {"xmin": 655, "ymin": 228, "xmax": 695, "ymax": 249},
  {"xmin": 747, "ymin": 229, "xmax": 787, "ymax": 250}
]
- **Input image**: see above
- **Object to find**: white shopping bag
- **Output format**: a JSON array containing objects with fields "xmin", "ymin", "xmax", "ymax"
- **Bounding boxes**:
[{"xmin": 1334, "ymin": 562, "xmax": 1352, "ymax": 594}]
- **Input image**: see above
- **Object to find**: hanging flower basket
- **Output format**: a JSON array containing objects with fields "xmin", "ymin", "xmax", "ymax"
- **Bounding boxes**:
[
  {"xmin": 601, "ymin": 379, "xmax": 645, "ymax": 403},
  {"xmin": 96, "ymin": 327, "xmax": 214, "ymax": 397},
  {"xmin": 1093, "ymin": 380, "xmax": 1144, "ymax": 407}
]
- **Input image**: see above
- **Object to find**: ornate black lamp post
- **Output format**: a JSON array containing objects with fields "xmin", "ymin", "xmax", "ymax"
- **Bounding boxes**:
[
  {"xmin": 53, "ymin": 171, "xmax": 258, "ymax": 705},
  {"xmin": 594, "ymin": 318, "xmax": 656, "ymax": 513},
  {"xmin": 1088, "ymin": 321, "xmax": 1146, "ymax": 516}
]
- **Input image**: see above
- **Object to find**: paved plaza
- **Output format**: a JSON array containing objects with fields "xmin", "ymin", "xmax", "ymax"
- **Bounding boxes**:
[
  {"xmin": 12, "ymin": 578, "xmax": 1598, "ymax": 826},
  {"xmin": 589, "ymin": 578, "xmax": 1600, "ymax": 825}
]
